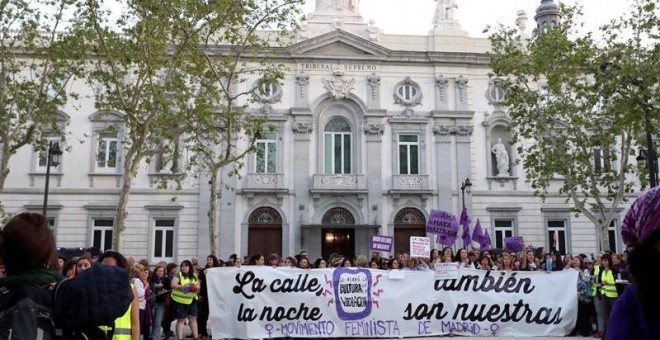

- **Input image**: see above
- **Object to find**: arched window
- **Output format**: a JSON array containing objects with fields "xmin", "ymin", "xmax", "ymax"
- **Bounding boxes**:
[
  {"xmin": 322, "ymin": 207, "xmax": 355, "ymax": 225},
  {"xmin": 248, "ymin": 207, "xmax": 283, "ymax": 257},
  {"xmin": 393, "ymin": 208, "xmax": 426, "ymax": 254},
  {"xmin": 324, "ymin": 117, "xmax": 352, "ymax": 174}
]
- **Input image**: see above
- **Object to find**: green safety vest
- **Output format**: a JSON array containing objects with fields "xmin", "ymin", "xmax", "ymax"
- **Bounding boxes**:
[
  {"xmin": 171, "ymin": 272, "xmax": 198, "ymax": 305},
  {"xmin": 100, "ymin": 283, "xmax": 133, "ymax": 339},
  {"xmin": 592, "ymin": 266, "xmax": 618, "ymax": 299}
]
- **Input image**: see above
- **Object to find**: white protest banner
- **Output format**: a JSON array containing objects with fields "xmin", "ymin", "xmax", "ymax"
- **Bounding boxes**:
[
  {"xmin": 208, "ymin": 267, "xmax": 578, "ymax": 338},
  {"xmin": 434, "ymin": 262, "xmax": 459, "ymax": 280},
  {"xmin": 410, "ymin": 236, "xmax": 430, "ymax": 258}
]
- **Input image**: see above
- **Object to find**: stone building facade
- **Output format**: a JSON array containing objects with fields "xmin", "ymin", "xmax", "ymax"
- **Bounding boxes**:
[{"xmin": 1, "ymin": 0, "xmax": 630, "ymax": 263}]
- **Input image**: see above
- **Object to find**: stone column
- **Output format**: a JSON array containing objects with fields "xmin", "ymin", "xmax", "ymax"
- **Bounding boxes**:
[
  {"xmin": 433, "ymin": 124, "xmax": 454, "ymax": 211},
  {"xmin": 364, "ymin": 123, "xmax": 385, "ymax": 227},
  {"xmin": 291, "ymin": 121, "xmax": 313, "ymax": 255}
]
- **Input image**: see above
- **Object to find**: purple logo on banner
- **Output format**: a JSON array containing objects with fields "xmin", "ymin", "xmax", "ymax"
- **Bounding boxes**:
[
  {"xmin": 370, "ymin": 235, "xmax": 393, "ymax": 252},
  {"xmin": 427, "ymin": 209, "xmax": 459, "ymax": 246}
]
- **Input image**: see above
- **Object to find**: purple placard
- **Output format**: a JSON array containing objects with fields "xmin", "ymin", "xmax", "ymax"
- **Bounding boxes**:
[
  {"xmin": 370, "ymin": 235, "xmax": 393, "ymax": 252},
  {"xmin": 427, "ymin": 209, "xmax": 459, "ymax": 246},
  {"xmin": 504, "ymin": 236, "xmax": 524, "ymax": 252}
]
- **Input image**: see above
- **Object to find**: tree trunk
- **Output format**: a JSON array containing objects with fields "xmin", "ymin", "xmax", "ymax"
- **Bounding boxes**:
[
  {"xmin": 113, "ymin": 145, "xmax": 140, "ymax": 252},
  {"xmin": 207, "ymin": 166, "xmax": 220, "ymax": 256},
  {"xmin": 0, "ymin": 139, "xmax": 10, "ymax": 199},
  {"xmin": 599, "ymin": 222, "xmax": 611, "ymax": 252}
]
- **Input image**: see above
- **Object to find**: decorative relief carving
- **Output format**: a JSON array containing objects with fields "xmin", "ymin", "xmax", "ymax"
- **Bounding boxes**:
[
  {"xmin": 455, "ymin": 75, "xmax": 469, "ymax": 109},
  {"xmin": 363, "ymin": 123, "xmax": 385, "ymax": 136},
  {"xmin": 252, "ymin": 81, "xmax": 283, "ymax": 105},
  {"xmin": 323, "ymin": 71, "xmax": 355, "ymax": 100},
  {"xmin": 253, "ymin": 174, "xmax": 277, "ymax": 185},
  {"xmin": 320, "ymin": 174, "xmax": 358, "ymax": 186},
  {"xmin": 435, "ymin": 75, "xmax": 449, "ymax": 103},
  {"xmin": 433, "ymin": 124, "xmax": 473, "ymax": 136},
  {"xmin": 393, "ymin": 77, "xmax": 423, "ymax": 117},
  {"xmin": 292, "ymin": 122, "xmax": 313, "ymax": 134},
  {"xmin": 399, "ymin": 176, "xmax": 422, "ymax": 186},
  {"xmin": 367, "ymin": 73, "xmax": 381, "ymax": 101},
  {"xmin": 296, "ymin": 72, "xmax": 310, "ymax": 100}
]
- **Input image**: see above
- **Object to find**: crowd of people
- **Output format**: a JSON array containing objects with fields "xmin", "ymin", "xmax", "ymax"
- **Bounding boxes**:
[{"xmin": 1, "ymin": 187, "xmax": 659, "ymax": 339}]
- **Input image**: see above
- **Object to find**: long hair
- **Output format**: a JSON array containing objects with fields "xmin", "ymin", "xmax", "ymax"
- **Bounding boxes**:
[
  {"xmin": 205, "ymin": 255, "xmax": 220, "ymax": 269},
  {"xmin": 179, "ymin": 260, "xmax": 196, "ymax": 280},
  {"xmin": 98, "ymin": 250, "xmax": 128, "ymax": 270}
]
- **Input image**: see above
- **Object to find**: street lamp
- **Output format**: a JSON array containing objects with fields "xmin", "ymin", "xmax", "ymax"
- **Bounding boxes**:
[
  {"xmin": 636, "ymin": 147, "xmax": 658, "ymax": 188},
  {"xmin": 460, "ymin": 178, "xmax": 472, "ymax": 208},
  {"xmin": 43, "ymin": 141, "xmax": 62, "ymax": 217}
]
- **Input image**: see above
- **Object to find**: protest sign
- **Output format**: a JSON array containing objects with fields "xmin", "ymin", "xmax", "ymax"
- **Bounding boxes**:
[
  {"xmin": 370, "ymin": 235, "xmax": 393, "ymax": 252},
  {"xmin": 426, "ymin": 209, "xmax": 459, "ymax": 246},
  {"xmin": 434, "ymin": 262, "xmax": 459, "ymax": 280},
  {"xmin": 504, "ymin": 236, "xmax": 524, "ymax": 252},
  {"xmin": 410, "ymin": 236, "xmax": 430, "ymax": 258},
  {"xmin": 208, "ymin": 267, "xmax": 578, "ymax": 338}
]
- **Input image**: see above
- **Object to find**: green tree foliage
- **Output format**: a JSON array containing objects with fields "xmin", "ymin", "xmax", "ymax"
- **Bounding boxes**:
[
  {"xmin": 487, "ymin": 1, "xmax": 659, "ymax": 251},
  {"xmin": 73, "ymin": 0, "xmax": 301, "ymax": 252},
  {"xmin": 0, "ymin": 0, "xmax": 82, "ymax": 208}
]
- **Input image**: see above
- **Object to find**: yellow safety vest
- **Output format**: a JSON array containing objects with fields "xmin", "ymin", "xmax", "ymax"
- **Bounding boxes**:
[
  {"xmin": 591, "ymin": 265, "xmax": 600, "ymax": 297},
  {"xmin": 171, "ymin": 272, "xmax": 198, "ymax": 305},
  {"xmin": 100, "ymin": 284, "xmax": 133, "ymax": 339},
  {"xmin": 599, "ymin": 269, "xmax": 618, "ymax": 299}
]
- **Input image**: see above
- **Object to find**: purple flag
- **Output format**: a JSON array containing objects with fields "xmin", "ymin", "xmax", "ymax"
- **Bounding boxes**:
[
  {"xmin": 472, "ymin": 219, "xmax": 483, "ymax": 248},
  {"xmin": 460, "ymin": 207, "xmax": 471, "ymax": 248},
  {"xmin": 504, "ymin": 236, "xmax": 524, "ymax": 252},
  {"xmin": 483, "ymin": 229, "xmax": 492, "ymax": 250}
]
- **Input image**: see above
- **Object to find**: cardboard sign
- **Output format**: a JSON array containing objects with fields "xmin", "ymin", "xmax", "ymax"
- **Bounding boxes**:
[
  {"xmin": 410, "ymin": 236, "xmax": 431, "ymax": 258},
  {"xmin": 370, "ymin": 235, "xmax": 393, "ymax": 252}
]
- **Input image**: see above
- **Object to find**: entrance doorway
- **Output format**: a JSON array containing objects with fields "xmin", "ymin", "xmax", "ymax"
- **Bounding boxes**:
[
  {"xmin": 247, "ymin": 207, "xmax": 282, "ymax": 257},
  {"xmin": 393, "ymin": 208, "xmax": 427, "ymax": 255},
  {"xmin": 322, "ymin": 229, "xmax": 355, "ymax": 260}
]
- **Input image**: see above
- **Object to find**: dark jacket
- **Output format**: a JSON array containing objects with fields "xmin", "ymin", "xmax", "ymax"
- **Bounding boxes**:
[{"xmin": 150, "ymin": 274, "xmax": 171, "ymax": 304}]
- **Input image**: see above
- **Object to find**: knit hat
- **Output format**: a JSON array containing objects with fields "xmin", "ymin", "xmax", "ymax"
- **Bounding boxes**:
[{"xmin": 621, "ymin": 186, "xmax": 660, "ymax": 247}]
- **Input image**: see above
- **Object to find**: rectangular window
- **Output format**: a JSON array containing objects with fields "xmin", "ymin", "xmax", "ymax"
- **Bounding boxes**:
[
  {"xmin": 153, "ymin": 218, "xmax": 175, "ymax": 260},
  {"xmin": 594, "ymin": 147, "xmax": 611, "ymax": 172},
  {"xmin": 256, "ymin": 133, "xmax": 277, "ymax": 173},
  {"xmin": 398, "ymin": 134, "xmax": 419, "ymax": 175},
  {"xmin": 92, "ymin": 218, "xmax": 114, "ymax": 252},
  {"xmin": 547, "ymin": 220, "xmax": 568, "ymax": 254},
  {"xmin": 324, "ymin": 132, "xmax": 351, "ymax": 174},
  {"xmin": 37, "ymin": 137, "xmax": 62, "ymax": 172},
  {"xmin": 494, "ymin": 219, "xmax": 514, "ymax": 249},
  {"xmin": 97, "ymin": 137, "xmax": 119, "ymax": 171},
  {"xmin": 608, "ymin": 220, "xmax": 619, "ymax": 253}
]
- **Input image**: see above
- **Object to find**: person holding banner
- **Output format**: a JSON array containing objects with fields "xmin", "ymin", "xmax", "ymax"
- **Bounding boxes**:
[{"xmin": 455, "ymin": 248, "xmax": 475, "ymax": 269}]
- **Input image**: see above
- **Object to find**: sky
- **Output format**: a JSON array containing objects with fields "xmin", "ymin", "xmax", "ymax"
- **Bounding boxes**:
[{"xmin": 301, "ymin": 0, "xmax": 635, "ymax": 37}]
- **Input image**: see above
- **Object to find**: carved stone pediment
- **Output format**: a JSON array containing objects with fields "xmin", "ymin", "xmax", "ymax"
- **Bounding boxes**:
[
  {"xmin": 363, "ymin": 123, "xmax": 385, "ymax": 136},
  {"xmin": 433, "ymin": 124, "xmax": 473, "ymax": 136},
  {"xmin": 292, "ymin": 122, "xmax": 314, "ymax": 134}
]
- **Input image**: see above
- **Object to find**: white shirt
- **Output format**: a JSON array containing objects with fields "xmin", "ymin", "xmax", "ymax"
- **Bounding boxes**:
[{"xmin": 132, "ymin": 277, "xmax": 146, "ymax": 310}]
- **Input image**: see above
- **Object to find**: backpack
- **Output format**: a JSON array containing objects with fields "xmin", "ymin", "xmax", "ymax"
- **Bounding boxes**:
[{"xmin": 0, "ymin": 283, "xmax": 60, "ymax": 340}]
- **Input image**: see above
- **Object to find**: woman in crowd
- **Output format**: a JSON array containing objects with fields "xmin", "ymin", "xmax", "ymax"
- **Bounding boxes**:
[
  {"xmin": 132, "ymin": 263, "xmax": 151, "ymax": 340},
  {"xmin": 248, "ymin": 253, "xmax": 265, "ymax": 266},
  {"xmin": 570, "ymin": 255, "xmax": 594, "ymax": 337},
  {"xmin": 562, "ymin": 254, "xmax": 574, "ymax": 270},
  {"xmin": 198, "ymin": 255, "xmax": 221, "ymax": 340},
  {"xmin": 151, "ymin": 264, "xmax": 171, "ymax": 340},
  {"xmin": 314, "ymin": 258, "xmax": 327, "ymax": 268},
  {"xmin": 268, "ymin": 253, "xmax": 281, "ymax": 267},
  {"xmin": 61, "ymin": 257, "xmax": 77, "ymax": 278},
  {"xmin": 389, "ymin": 258, "xmax": 401, "ymax": 270},
  {"xmin": 477, "ymin": 254, "xmax": 491, "ymax": 271},
  {"xmin": 298, "ymin": 257, "xmax": 311, "ymax": 269},
  {"xmin": 75, "ymin": 255, "xmax": 93, "ymax": 276},
  {"xmin": 430, "ymin": 249, "xmax": 441, "ymax": 265},
  {"xmin": 519, "ymin": 250, "xmax": 536, "ymax": 271},
  {"xmin": 171, "ymin": 260, "xmax": 200, "ymax": 340},
  {"xmin": 284, "ymin": 256, "xmax": 297, "ymax": 268},
  {"xmin": 370, "ymin": 259, "xmax": 380, "ymax": 269},
  {"xmin": 500, "ymin": 253, "xmax": 515, "ymax": 271},
  {"xmin": 606, "ymin": 186, "xmax": 660, "ymax": 339},
  {"xmin": 593, "ymin": 253, "xmax": 617, "ymax": 337},
  {"xmin": 455, "ymin": 248, "xmax": 474, "ymax": 268},
  {"xmin": 441, "ymin": 247, "xmax": 454, "ymax": 261}
]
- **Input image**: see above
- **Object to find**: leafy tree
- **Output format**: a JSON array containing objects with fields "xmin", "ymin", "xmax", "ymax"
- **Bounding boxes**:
[
  {"xmin": 180, "ymin": 0, "xmax": 302, "ymax": 255},
  {"xmin": 74, "ymin": 0, "xmax": 301, "ymax": 252},
  {"xmin": 0, "ymin": 0, "xmax": 82, "ymax": 208},
  {"xmin": 487, "ymin": 1, "xmax": 659, "ymax": 252}
]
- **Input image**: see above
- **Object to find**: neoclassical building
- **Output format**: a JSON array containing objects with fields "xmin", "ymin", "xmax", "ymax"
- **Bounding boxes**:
[{"xmin": 1, "ymin": 0, "xmax": 631, "ymax": 263}]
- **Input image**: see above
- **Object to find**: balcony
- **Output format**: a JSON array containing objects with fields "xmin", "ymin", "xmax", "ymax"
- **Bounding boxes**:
[
  {"xmin": 243, "ymin": 173, "xmax": 288, "ymax": 194},
  {"xmin": 389, "ymin": 175, "xmax": 433, "ymax": 194},
  {"xmin": 310, "ymin": 174, "xmax": 368, "ymax": 194}
]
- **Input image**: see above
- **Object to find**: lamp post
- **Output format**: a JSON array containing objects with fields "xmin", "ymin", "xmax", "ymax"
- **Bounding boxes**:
[
  {"xmin": 636, "ymin": 102, "xmax": 658, "ymax": 188},
  {"xmin": 43, "ymin": 141, "xmax": 62, "ymax": 217},
  {"xmin": 460, "ymin": 178, "xmax": 472, "ymax": 208}
]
